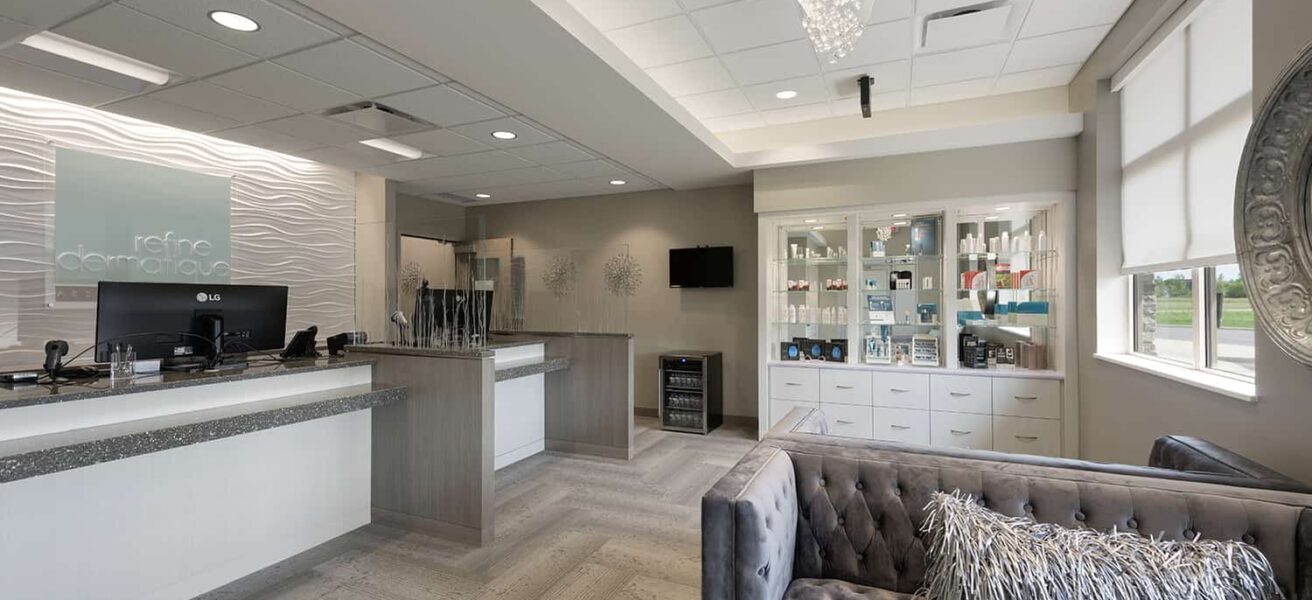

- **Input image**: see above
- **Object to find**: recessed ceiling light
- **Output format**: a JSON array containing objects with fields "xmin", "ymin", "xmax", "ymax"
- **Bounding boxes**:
[
  {"xmin": 775, "ymin": 90, "xmax": 798, "ymax": 100},
  {"xmin": 893, "ymin": 221, "xmax": 909, "ymax": 226},
  {"xmin": 995, "ymin": 206, "xmax": 1012, "ymax": 211},
  {"xmin": 491, "ymin": 130, "xmax": 517, "ymax": 140},
  {"xmin": 208, "ymin": 10, "xmax": 260, "ymax": 32},
  {"xmin": 812, "ymin": 225, "xmax": 824, "ymax": 230},
  {"xmin": 359, "ymin": 138, "xmax": 423, "ymax": 160},
  {"xmin": 609, "ymin": 179, "xmax": 627, "ymax": 185},
  {"xmin": 475, "ymin": 193, "xmax": 491, "ymax": 199},
  {"xmin": 891, "ymin": 213, "xmax": 908, "ymax": 218},
  {"xmin": 20, "ymin": 32, "xmax": 170, "ymax": 85},
  {"xmin": 803, "ymin": 218, "xmax": 818, "ymax": 223},
  {"xmin": 985, "ymin": 215, "xmax": 1000, "ymax": 220}
]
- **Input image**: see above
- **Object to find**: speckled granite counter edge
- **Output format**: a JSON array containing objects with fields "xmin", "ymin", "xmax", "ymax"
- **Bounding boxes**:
[
  {"xmin": 346, "ymin": 344, "xmax": 493, "ymax": 359},
  {"xmin": 495, "ymin": 356, "xmax": 571, "ymax": 382},
  {"xmin": 0, "ymin": 383, "xmax": 405, "ymax": 484},
  {"xmin": 0, "ymin": 358, "xmax": 376, "ymax": 411},
  {"xmin": 492, "ymin": 330, "xmax": 634, "ymax": 339}
]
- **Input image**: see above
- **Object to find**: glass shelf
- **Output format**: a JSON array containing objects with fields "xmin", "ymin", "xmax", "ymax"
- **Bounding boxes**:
[
  {"xmin": 774, "ymin": 258, "xmax": 848, "ymax": 266},
  {"xmin": 861, "ymin": 322, "xmax": 940, "ymax": 328},
  {"xmin": 955, "ymin": 250, "xmax": 1057, "ymax": 261},
  {"xmin": 770, "ymin": 321, "xmax": 849, "ymax": 327},
  {"xmin": 960, "ymin": 320, "xmax": 1056, "ymax": 329},
  {"xmin": 773, "ymin": 289, "xmax": 849, "ymax": 294},
  {"xmin": 861, "ymin": 255, "xmax": 941, "ymax": 265},
  {"xmin": 957, "ymin": 288, "xmax": 1057, "ymax": 294}
]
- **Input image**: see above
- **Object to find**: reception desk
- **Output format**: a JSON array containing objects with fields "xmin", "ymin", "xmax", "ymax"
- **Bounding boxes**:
[
  {"xmin": 351, "ymin": 331, "xmax": 633, "ymax": 546},
  {"xmin": 0, "ymin": 358, "xmax": 403, "ymax": 600}
]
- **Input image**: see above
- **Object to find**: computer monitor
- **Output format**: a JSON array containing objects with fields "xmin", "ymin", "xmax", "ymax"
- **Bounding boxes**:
[{"xmin": 94, "ymin": 282, "xmax": 288, "ymax": 365}]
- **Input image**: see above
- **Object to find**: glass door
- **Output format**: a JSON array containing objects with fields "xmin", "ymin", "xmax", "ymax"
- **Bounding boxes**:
[
  {"xmin": 858, "ymin": 214, "xmax": 943, "ymax": 366},
  {"xmin": 773, "ymin": 219, "xmax": 849, "ymax": 361}
]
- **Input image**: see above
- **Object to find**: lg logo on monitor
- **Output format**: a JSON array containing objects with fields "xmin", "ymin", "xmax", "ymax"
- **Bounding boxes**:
[{"xmin": 195, "ymin": 292, "xmax": 221, "ymax": 302}]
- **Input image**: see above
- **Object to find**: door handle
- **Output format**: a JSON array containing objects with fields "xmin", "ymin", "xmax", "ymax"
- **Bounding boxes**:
[
  {"xmin": 950, "ymin": 429, "xmax": 972, "ymax": 435},
  {"xmin": 890, "ymin": 424, "xmax": 911, "ymax": 430},
  {"xmin": 1013, "ymin": 395, "xmax": 1038, "ymax": 401},
  {"xmin": 785, "ymin": 382, "xmax": 802, "ymax": 386},
  {"xmin": 1014, "ymin": 435, "xmax": 1040, "ymax": 441},
  {"xmin": 949, "ymin": 392, "xmax": 971, "ymax": 397},
  {"xmin": 889, "ymin": 388, "xmax": 910, "ymax": 393},
  {"xmin": 836, "ymin": 419, "xmax": 855, "ymax": 425},
  {"xmin": 835, "ymin": 385, "xmax": 854, "ymax": 389}
]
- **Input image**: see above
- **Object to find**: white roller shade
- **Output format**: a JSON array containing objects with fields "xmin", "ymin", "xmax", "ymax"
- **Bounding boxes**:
[{"xmin": 1118, "ymin": 0, "xmax": 1251, "ymax": 273}]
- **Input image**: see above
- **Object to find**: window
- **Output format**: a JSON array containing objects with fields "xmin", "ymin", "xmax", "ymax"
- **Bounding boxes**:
[
  {"xmin": 1118, "ymin": 0, "xmax": 1254, "ymax": 383},
  {"xmin": 1133, "ymin": 264, "xmax": 1253, "ymax": 379}
]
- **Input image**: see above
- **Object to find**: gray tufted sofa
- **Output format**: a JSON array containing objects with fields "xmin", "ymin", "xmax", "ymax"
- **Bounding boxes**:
[
  {"xmin": 1149, "ymin": 435, "xmax": 1310, "ymax": 490},
  {"xmin": 703, "ymin": 435, "xmax": 1312, "ymax": 600}
]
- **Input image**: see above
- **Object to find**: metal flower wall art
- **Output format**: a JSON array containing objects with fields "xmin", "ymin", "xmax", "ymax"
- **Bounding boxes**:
[
  {"xmin": 541, "ymin": 255, "xmax": 578, "ymax": 299},
  {"xmin": 603, "ymin": 252, "xmax": 643, "ymax": 297}
]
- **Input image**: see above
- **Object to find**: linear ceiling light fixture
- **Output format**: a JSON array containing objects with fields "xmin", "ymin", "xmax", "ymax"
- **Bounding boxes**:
[
  {"xmin": 359, "ymin": 138, "xmax": 423, "ymax": 160},
  {"xmin": 21, "ymin": 32, "xmax": 171, "ymax": 85},
  {"xmin": 475, "ymin": 193, "xmax": 491, "ymax": 199}
]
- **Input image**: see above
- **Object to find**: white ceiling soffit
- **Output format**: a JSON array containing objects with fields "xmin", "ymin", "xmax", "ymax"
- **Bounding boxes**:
[
  {"xmin": 550, "ymin": 0, "xmax": 1132, "ymax": 139},
  {"xmin": 0, "ymin": 0, "xmax": 744, "ymax": 206}
]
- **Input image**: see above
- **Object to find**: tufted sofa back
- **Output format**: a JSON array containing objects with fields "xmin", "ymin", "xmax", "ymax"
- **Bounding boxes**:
[{"xmin": 703, "ymin": 438, "xmax": 1312, "ymax": 600}]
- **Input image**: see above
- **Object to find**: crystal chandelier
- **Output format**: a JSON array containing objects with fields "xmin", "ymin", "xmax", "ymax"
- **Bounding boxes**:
[{"xmin": 797, "ymin": 0, "xmax": 865, "ymax": 64}]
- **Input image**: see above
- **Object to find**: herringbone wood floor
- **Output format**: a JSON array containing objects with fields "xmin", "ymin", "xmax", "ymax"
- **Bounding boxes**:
[{"xmin": 198, "ymin": 417, "xmax": 758, "ymax": 600}]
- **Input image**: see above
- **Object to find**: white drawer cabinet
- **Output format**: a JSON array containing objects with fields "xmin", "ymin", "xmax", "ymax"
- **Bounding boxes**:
[
  {"xmin": 872, "ymin": 372, "xmax": 930, "ymax": 410},
  {"xmin": 993, "ymin": 416, "xmax": 1061, "ymax": 457},
  {"xmin": 872, "ymin": 407, "xmax": 931, "ymax": 446},
  {"xmin": 931, "ymin": 412, "xmax": 993, "ymax": 450},
  {"xmin": 993, "ymin": 378, "xmax": 1061, "ymax": 420},
  {"xmin": 770, "ymin": 366, "xmax": 819, "ymax": 402},
  {"xmin": 770, "ymin": 400, "xmax": 818, "ymax": 428},
  {"xmin": 820, "ymin": 370, "xmax": 873, "ymax": 406},
  {"xmin": 930, "ymin": 375, "xmax": 992, "ymax": 414},
  {"xmin": 820, "ymin": 404, "xmax": 874, "ymax": 440}
]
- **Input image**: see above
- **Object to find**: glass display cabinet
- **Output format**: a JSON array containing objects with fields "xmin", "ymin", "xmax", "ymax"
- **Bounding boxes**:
[
  {"xmin": 954, "ymin": 207, "xmax": 1057, "ymax": 371},
  {"xmin": 772, "ymin": 218, "xmax": 849, "ymax": 361},
  {"xmin": 859, "ymin": 213, "xmax": 943, "ymax": 366}
]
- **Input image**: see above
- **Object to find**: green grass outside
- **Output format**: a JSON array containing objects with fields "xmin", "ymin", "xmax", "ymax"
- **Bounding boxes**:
[{"xmin": 1153, "ymin": 296, "xmax": 1254, "ymax": 329}]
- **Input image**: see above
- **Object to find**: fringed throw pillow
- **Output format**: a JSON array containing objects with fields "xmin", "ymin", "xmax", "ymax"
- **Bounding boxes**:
[{"xmin": 916, "ymin": 491, "xmax": 1284, "ymax": 600}]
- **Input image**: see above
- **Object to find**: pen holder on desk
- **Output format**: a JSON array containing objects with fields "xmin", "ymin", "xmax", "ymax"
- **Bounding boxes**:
[{"xmin": 110, "ymin": 344, "xmax": 136, "ymax": 381}]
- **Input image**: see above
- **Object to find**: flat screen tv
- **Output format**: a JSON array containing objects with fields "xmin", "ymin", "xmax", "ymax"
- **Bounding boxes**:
[{"xmin": 669, "ymin": 246, "xmax": 733, "ymax": 288}]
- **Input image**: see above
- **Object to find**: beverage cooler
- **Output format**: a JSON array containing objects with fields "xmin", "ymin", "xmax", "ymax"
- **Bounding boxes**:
[{"xmin": 659, "ymin": 351, "xmax": 722, "ymax": 434}]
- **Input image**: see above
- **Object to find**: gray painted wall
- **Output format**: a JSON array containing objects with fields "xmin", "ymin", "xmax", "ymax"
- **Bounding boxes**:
[
  {"xmin": 1076, "ymin": 0, "xmax": 1312, "ymax": 483},
  {"xmin": 396, "ymin": 194, "xmax": 467, "ymax": 242},
  {"xmin": 467, "ymin": 185, "xmax": 759, "ymax": 418}
]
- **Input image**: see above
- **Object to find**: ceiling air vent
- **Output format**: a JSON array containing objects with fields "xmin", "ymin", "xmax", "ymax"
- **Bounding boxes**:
[
  {"xmin": 921, "ymin": 2, "xmax": 1013, "ymax": 53},
  {"xmin": 323, "ymin": 101, "xmax": 431, "ymax": 135}
]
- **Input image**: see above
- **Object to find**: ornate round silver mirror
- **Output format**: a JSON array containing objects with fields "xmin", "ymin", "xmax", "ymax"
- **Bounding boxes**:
[{"xmin": 1235, "ymin": 42, "xmax": 1312, "ymax": 366}]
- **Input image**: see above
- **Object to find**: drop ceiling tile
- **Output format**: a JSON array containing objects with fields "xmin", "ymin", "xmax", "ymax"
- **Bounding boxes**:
[
  {"xmin": 690, "ymin": 0, "xmax": 806, "ymax": 54},
  {"xmin": 0, "ymin": 15, "xmax": 31, "ymax": 45},
  {"xmin": 567, "ymin": 0, "xmax": 683, "ymax": 31},
  {"xmin": 55, "ymin": 4, "xmax": 257, "ymax": 78},
  {"xmin": 274, "ymin": 38, "xmax": 434, "ymax": 97},
  {"xmin": 703, "ymin": 112, "xmax": 766, "ymax": 132},
  {"xmin": 911, "ymin": 42, "xmax": 1008, "ymax": 87},
  {"xmin": 742, "ymin": 75, "xmax": 827, "ymax": 110},
  {"xmin": 447, "ymin": 117, "xmax": 556, "ymax": 148},
  {"xmin": 1004, "ymin": 25, "xmax": 1110, "ymax": 74},
  {"xmin": 760, "ymin": 102, "xmax": 831, "ymax": 125},
  {"xmin": 150, "ymin": 81, "xmax": 297, "ymax": 123},
  {"xmin": 0, "ymin": 44, "xmax": 151, "ymax": 93},
  {"xmin": 102, "ymin": 96, "xmax": 240, "ymax": 132},
  {"xmin": 1020, "ymin": 0, "xmax": 1132, "ymax": 38},
  {"xmin": 607, "ymin": 15, "xmax": 713, "ymax": 68},
  {"xmin": 352, "ymin": 36, "xmax": 450, "ymax": 83},
  {"xmin": 869, "ymin": 0, "xmax": 913, "ymax": 24},
  {"xmin": 646, "ymin": 57, "xmax": 736, "ymax": 97},
  {"xmin": 721, "ymin": 39, "xmax": 821, "ymax": 85},
  {"xmin": 376, "ymin": 85, "xmax": 505, "ymax": 127},
  {"xmin": 296, "ymin": 144, "xmax": 399, "ymax": 168},
  {"xmin": 678, "ymin": 0, "xmax": 737, "ymax": 10},
  {"xmin": 0, "ymin": 56, "xmax": 135, "ymax": 107},
  {"xmin": 208, "ymin": 124, "xmax": 323, "ymax": 153},
  {"xmin": 823, "ymin": 19, "xmax": 912, "ymax": 71},
  {"xmin": 507, "ymin": 141, "xmax": 596, "ymax": 165},
  {"xmin": 993, "ymin": 63, "xmax": 1081, "ymax": 94},
  {"xmin": 210, "ymin": 62, "xmax": 357, "ymax": 111},
  {"xmin": 824, "ymin": 60, "xmax": 910, "ymax": 98},
  {"xmin": 677, "ymin": 88, "xmax": 753, "ymax": 119},
  {"xmin": 410, "ymin": 166, "xmax": 573, "ymax": 194},
  {"xmin": 392, "ymin": 129, "xmax": 491, "ymax": 156},
  {"xmin": 829, "ymin": 90, "xmax": 908, "ymax": 115},
  {"xmin": 916, "ymin": 0, "xmax": 996, "ymax": 13},
  {"xmin": 366, "ymin": 151, "xmax": 533, "ymax": 181},
  {"xmin": 121, "ymin": 0, "xmax": 338, "ymax": 58},
  {"xmin": 259, "ymin": 114, "xmax": 372, "ymax": 146},
  {"xmin": 0, "ymin": 0, "xmax": 101, "ymax": 28},
  {"xmin": 908, "ymin": 77, "xmax": 992, "ymax": 106},
  {"xmin": 551, "ymin": 159, "xmax": 631, "ymax": 179}
]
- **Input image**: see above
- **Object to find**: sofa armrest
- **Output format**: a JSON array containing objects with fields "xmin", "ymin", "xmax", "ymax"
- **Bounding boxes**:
[
  {"xmin": 703, "ymin": 445, "xmax": 798, "ymax": 600},
  {"xmin": 1149, "ymin": 435, "xmax": 1297, "ymax": 483}
]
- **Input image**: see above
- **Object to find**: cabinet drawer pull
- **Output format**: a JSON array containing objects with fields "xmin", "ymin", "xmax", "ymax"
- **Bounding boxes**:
[
  {"xmin": 835, "ymin": 385, "xmax": 855, "ymax": 390},
  {"xmin": 836, "ymin": 419, "xmax": 855, "ymax": 425},
  {"xmin": 784, "ymin": 382, "xmax": 802, "ymax": 386},
  {"xmin": 1013, "ymin": 395, "xmax": 1039, "ymax": 401},
  {"xmin": 949, "ymin": 391, "xmax": 972, "ymax": 397},
  {"xmin": 1014, "ymin": 435, "xmax": 1040, "ymax": 441},
  {"xmin": 950, "ymin": 429, "xmax": 972, "ymax": 435},
  {"xmin": 889, "ymin": 387, "xmax": 910, "ymax": 393},
  {"xmin": 890, "ymin": 424, "xmax": 911, "ymax": 430}
]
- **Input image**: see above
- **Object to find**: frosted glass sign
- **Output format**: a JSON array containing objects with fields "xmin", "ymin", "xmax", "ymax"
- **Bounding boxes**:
[{"xmin": 53, "ymin": 148, "xmax": 232, "ymax": 293}]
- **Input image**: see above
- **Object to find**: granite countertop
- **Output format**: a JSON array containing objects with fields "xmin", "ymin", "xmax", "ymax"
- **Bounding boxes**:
[
  {"xmin": 0, "ymin": 356, "xmax": 375, "ymax": 411},
  {"xmin": 0, "ymin": 382, "xmax": 405, "ymax": 484},
  {"xmin": 347, "ymin": 334, "xmax": 548, "ymax": 359},
  {"xmin": 495, "ymin": 356, "xmax": 571, "ymax": 382}
]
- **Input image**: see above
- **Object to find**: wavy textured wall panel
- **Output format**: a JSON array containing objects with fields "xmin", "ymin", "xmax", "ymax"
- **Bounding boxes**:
[{"xmin": 0, "ymin": 87, "xmax": 355, "ymax": 370}]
